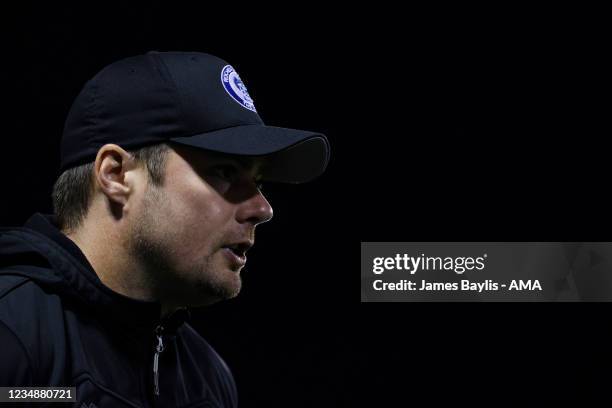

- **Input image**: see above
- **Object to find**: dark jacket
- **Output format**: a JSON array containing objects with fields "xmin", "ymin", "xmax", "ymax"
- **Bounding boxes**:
[{"xmin": 0, "ymin": 213, "xmax": 238, "ymax": 407}]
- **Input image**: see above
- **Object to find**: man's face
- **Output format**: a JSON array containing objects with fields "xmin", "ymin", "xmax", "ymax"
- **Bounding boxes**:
[{"xmin": 128, "ymin": 144, "xmax": 273, "ymax": 308}]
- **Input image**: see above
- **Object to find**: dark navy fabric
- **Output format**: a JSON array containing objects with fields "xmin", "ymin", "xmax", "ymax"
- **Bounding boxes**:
[
  {"xmin": 0, "ymin": 213, "xmax": 238, "ymax": 407},
  {"xmin": 60, "ymin": 51, "xmax": 329, "ymax": 184}
]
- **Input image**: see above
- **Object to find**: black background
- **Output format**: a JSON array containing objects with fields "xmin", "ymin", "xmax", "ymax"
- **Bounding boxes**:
[{"xmin": 1, "ymin": 4, "xmax": 611, "ymax": 406}]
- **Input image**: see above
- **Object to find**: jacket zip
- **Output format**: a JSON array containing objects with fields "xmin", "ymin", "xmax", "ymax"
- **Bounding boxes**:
[
  {"xmin": 151, "ymin": 309, "xmax": 189, "ymax": 399},
  {"xmin": 153, "ymin": 325, "xmax": 165, "ymax": 397}
]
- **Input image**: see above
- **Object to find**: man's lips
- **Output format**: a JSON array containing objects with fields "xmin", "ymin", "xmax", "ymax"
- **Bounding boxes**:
[{"xmin": 221, "ymin": 241, "xmax": 253, "ymax": 267}]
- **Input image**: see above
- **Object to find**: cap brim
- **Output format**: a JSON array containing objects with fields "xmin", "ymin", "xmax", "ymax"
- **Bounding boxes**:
[{"xmin": 170, "ymin": 124, "xmax": 330, "ymax": 183}]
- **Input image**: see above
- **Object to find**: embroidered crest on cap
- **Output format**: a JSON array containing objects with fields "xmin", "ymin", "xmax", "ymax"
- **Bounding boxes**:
[{"xmin": 221, "ymin": 65, "xmax": 257, "ymax": 113}]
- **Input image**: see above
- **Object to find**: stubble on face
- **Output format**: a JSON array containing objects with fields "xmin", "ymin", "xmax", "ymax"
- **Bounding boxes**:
[{"xmin": 127, "ymin": 182, "xmax": 243, "ymax": 308}]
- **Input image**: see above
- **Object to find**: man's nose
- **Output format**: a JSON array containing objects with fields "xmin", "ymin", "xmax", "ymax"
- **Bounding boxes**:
[{"xmin": 236, "ymin": 190, "xmax": 274, "ymax": 226}]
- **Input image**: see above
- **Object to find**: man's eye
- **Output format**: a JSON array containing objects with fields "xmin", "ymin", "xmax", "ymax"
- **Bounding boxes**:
[
  {"xmin": 210, "ymin": 165, "xmax": 238, "ymax": 181},
  {"xmin": 254, "ymin": 175, "xmax": 264, "ymax": 191}
]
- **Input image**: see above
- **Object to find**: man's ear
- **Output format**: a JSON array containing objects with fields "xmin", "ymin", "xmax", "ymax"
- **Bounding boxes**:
[{"xmin": 93, "ymin": 144, "xmax": 138, "ymax": 206}]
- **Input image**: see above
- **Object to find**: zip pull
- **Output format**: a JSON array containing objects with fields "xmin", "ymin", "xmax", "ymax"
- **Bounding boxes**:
[{"xmin": 153, "ymin": 327, "xmax": 165, "ymax": 397}]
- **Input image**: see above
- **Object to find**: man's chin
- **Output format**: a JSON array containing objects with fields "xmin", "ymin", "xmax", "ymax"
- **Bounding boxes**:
[
  {"xmin": 176, "ymin": 283, "xmax": 241, "ymax": 308},
  {"xmin": 200, "ymin": 273, "xmax": 242, "ymax": 302},
  {"xmin": 170, "ymin": 262, "xmax": 243, "ymax": 306}
]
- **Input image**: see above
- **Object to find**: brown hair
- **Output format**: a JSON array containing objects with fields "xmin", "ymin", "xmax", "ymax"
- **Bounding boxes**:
[{"xmin": 52, "ymin": 143, "xmax": 171, "ymax": 232}]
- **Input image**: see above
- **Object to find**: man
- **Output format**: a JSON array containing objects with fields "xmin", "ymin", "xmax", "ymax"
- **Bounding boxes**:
[{"xmin": 0, "ymin": 51, "xmax": 329, "ymax": 407}]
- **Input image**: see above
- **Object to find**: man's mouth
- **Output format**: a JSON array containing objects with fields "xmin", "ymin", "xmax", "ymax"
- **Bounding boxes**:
[
  {"xmin": 223, "ymin": 243, "xmax": 250, "ymax": 257},
  {"xmin": 221, "ymin": 241, "xmax": 253, "ymax": 266}
]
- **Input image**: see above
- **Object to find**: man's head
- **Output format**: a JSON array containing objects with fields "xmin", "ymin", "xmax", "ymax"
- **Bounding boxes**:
[
  {"xmin": 54, "ymin": 142, "xmax": 273, "ymax": 308},
  {"xmin": 55, "ymin": 51, "xmax": 328, "ymax": 310}
]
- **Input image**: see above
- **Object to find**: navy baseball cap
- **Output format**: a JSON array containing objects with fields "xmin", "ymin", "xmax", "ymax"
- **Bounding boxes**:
[{"xmin": 60, "ymin": 51, "xmax": 330, "ymax": 183}]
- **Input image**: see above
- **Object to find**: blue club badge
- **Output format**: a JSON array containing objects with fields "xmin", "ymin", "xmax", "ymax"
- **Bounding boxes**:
[{"xmin": 221, "ymin": 65, "xmax": 257, "ymax": 113}]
